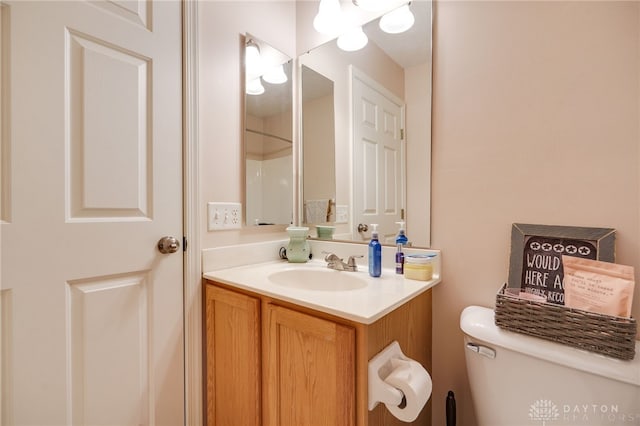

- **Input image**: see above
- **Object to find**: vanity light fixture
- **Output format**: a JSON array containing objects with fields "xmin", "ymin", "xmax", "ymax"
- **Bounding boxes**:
[
  {"xmin": 313, "ymin": 0, "xmax": 343, "ymax": 36},
  {"xmin": 262, "ymin": 64, "xmax": 288, "ymax": 85},
  {"xmin": 379, "ymin": 3, "xmax": 415, "ymax": 34},
  {"xmin": 337, "ymin": 25, "xmax": 368, "ymax": 51}
]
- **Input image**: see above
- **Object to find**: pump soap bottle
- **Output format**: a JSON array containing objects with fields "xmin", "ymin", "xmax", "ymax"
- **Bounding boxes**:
[
  {"xmin": 368, "ymin": 224, "xmax": 381, "ymax": 277},
  {"xmin": 395, "ymin": 221, "xmax": 408, "ymax": 245},
  {"xmin": 395, "ymin": 221, "xmax": 408, "ymax": 274}
]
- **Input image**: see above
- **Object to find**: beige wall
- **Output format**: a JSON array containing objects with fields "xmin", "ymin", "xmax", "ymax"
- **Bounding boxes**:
[
  {"xmin": 198, "ymin": 1, "xmax": 296, "ymax": 248},
  {"xmin": 431, "ymin": 2, "xmax": 640, "ymax": 425},
  {"xmin": 302, "ymin": 94, "xmax": 335, "ymax": 202},
  {"xmin": 406, "ymin": 62, "xmax": 432, "ymax": 246}
]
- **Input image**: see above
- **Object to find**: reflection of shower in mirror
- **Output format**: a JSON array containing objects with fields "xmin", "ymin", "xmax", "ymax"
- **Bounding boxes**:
[{"xmin": 243, "ymin": 34, "xmax": 293, "ymax": 227}]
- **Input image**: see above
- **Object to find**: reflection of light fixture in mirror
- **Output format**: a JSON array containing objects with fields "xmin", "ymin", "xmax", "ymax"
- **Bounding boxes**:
[
  {"xmin": 337, "ymin": 26, "xmax": 368, "ymax": 52},
  {"xmin": 246, "ymin": 78, "xmax": 265, "ymax": 95},
  {"xmin": 352, "ymin": 0, "xmax": 387, "ymax": 12},
  {"xmin": 262, "ymin": 64, "xmax": 288, "ymax": 84},
  {"xmin": 379, "ymin": 3, "xmax": 415, "ymax": 34},
  {"xmin": 313, "ymin": 0, "xmax": 343, "ymax": 36}
]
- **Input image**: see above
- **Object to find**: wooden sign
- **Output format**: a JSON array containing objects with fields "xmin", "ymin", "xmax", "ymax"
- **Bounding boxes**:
[{"xmin": 508, "ymin": 224, "xmax": 615, "ymax": 304}]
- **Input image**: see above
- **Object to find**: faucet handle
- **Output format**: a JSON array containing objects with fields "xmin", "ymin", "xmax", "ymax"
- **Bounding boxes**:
[
  {"xmin": 346, "ymin": 255, "xmax": 364, "ymax": 269},
  {"xmin": 322, "ymin": 251, "xmax": 342, "ymax": 262}
]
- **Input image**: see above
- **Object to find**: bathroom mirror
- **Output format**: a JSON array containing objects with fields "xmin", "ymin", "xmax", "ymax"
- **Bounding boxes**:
[
  {"xmin": 244, "ymin": 34, "xmax": 294, "ymax": 226},
  {"xmin": 299, "ymin": 1, "xmax": 432, "ymax": 245}
]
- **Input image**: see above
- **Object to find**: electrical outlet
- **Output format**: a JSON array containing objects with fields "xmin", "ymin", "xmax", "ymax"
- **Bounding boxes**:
[
  {"xmin": 208, "ymin": 202, "xmax": 242, "ymax": 230},
  {"xmin": 335, "ymin": 205, "xmax": 349, "ymax": 224}
]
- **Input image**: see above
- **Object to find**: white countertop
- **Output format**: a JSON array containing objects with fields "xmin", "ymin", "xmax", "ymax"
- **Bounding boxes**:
[{"xmin": 203, "ymin": 259, "xmax": 441, "ymax": 324}]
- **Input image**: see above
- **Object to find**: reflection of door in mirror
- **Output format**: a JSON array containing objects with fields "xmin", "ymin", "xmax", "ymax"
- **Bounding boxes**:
[
  {"xmin": 244, "ymin": 35, "xmax": 293, "ymax": 226},
  {"xmin": 301, "ymin": 65, "xmax": 336, "ymax": 226},
  {"xmin": 352, "ymin": 67, "xmax": 405, "ymax": 244}
]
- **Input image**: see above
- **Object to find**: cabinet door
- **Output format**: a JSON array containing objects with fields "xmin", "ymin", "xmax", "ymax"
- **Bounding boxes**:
[
  {"xmin": 263, "ymin": 304, "xmax": 356, "ymax": 426},
  {"xmin": 205, "ymin": 284, "xmax": 261, "ymax": 426}
]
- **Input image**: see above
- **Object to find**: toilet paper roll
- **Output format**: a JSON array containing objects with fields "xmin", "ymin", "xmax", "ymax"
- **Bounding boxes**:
[{"xmin": 383, "ymin": 358, "xmax": 432, "ymax": 422}]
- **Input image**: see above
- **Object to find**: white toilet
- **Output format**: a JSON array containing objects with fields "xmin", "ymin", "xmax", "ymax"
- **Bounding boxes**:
[{"xmin": 461, "ymin": 305, "xmax": 640, "ymax": 426}]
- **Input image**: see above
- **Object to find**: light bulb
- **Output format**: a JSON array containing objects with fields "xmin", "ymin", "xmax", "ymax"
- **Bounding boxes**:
[
  {"xmin": 245, "ymin": 43, "xmax": 260, "ymax": 69},
  {"xmin": 245, "ymin": 42, "xmax": 263, "ymax": 79},
  {"xmin": 379, "ymin": 4, "xmax": 415, "ymax": 34},
  {"xmin": 246, "ymin": 78, "xmax": 265, "ymax": 95},
  {"xmin": 337, "ymin": 26, "xmax": 368, "ymax": 52},
  {"xmin": 262, "ymin": 64, "xmax": 288, "ymax": 85},
  {"xmin": 313, "ymin": 0, "xmax": 343, "ymax": 36}
]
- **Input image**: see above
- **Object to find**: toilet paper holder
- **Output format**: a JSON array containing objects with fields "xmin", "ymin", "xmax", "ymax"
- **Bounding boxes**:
[{"xmin": 368, "ymin": 341, "xmax": 410, "ymax": 411}]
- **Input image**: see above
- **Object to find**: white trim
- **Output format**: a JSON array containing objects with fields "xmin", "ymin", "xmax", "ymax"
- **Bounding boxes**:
[
  {"xmin": 183, "ymin": 1, "xmax": 202, "ymax": 425},
  {"xmin": 293, "ymin": 58, "xmax": 302, "ymax": 226},
  {"xmin": 426, "ymin": 0, "xmax": 433, "ymax": 248}
]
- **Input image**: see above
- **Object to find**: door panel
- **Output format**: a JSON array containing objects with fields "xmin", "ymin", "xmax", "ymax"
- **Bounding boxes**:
[
  {"xmin": 0, "ymin": 1, "xmax": 183, "ymax": 425},
  {"xmin": 68, "ymin": 272, "xmax": 152, "ymax": 425},
  {"xmin": 67, "ymin": 28, "xmax": 152, "ymax": 219},
  {"xmin": 91, "ymin": 0, "xmax": 151, "ymax": 30}
]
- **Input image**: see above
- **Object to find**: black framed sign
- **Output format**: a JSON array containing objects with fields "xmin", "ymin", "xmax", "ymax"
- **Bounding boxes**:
[{"xmin": 507, "ymin": 223, "xmax": 615, "ymax": 304}]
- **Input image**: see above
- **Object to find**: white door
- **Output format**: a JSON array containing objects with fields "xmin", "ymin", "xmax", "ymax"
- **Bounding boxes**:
[
  {"xmin": 0, "ymin": 1, "xmax": 184, "ymax": 425},
  {"xmin": 352, "ymin": 68, "xmax": 405, "ymax": 244}
]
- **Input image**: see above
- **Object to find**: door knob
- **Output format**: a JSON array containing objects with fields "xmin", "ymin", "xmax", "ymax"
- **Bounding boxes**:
[
  {"xmin": 157, "ymin": 236, "xmax": 180, "ymax": 254},
  {"xmin": 357, "ymin": 223, "xmax": 368, "ymax": 233}
]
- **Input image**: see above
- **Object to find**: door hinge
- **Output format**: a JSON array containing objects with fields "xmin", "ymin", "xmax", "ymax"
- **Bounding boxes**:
[
  {"xmin": 401, "ymin": 209, "xmax": 405, "ymax": 220},
  {"xmin": 400, "ymin": 128, "xmax": 405, "ymax": 140},
  {"xmin": 183, "ymin": 236, "xmax": 187, "ymax": 252}
]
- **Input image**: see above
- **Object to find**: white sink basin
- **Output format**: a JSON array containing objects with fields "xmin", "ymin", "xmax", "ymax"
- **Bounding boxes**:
[{"xmin": 268, "ymin": 268, "xmax": 368, "ymax": 291}]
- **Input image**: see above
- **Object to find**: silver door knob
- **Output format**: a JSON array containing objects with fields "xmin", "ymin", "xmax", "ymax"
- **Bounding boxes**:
[
  {"xmin": 158, "ymin": 236, "xmax": 180, "ymax": 254},
  {"xmin": 357, "ymin": 223, "xmax": 368, "ymax": 233}
]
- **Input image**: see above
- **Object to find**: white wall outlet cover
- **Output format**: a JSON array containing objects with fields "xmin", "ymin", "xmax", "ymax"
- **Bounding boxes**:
[
  {"xmin": 336, "ymin": 205, "xmax": 349, "ymax": 224},
  {"xmin": 208, "ymin": 202, "xmax": 242, "ymax": 231}
]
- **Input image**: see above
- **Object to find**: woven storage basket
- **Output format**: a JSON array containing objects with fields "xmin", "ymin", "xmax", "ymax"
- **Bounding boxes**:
[{"xmin": 494, "ymin": 284, "xmax": 637, "ymax": 360}]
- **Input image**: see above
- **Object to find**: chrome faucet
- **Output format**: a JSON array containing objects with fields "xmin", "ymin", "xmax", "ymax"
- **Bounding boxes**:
[{"xmin": 324, "ymin": 252, "xmax": 363, "ymax": 272}]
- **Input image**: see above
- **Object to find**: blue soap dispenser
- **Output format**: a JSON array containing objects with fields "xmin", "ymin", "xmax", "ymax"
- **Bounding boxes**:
[{"xmin": 368, "ymin": 224, "xmax": 381, "ymax": 277}]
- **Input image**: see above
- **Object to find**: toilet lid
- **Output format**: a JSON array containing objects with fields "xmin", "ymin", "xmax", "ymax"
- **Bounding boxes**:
[{"xmin": 460, "ymin": 305, "xmax": 640, "ymax": 387}]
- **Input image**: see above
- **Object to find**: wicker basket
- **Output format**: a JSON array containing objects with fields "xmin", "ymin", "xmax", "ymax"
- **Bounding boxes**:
[{"xmin": 494, "ymin": 284, "xmax": 637, "ymax": 360}]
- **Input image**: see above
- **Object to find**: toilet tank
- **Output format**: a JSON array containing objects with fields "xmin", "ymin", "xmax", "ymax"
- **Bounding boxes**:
[{"xmin": 460, "ymin": 306, "xmax": 640, "ymax": 426}]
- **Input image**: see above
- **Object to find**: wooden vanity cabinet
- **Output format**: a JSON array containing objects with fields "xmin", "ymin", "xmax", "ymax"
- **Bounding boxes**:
[
  {"xmin": 204, "ymin": 284, "xmax": 261, "ymax": 426},
  {"xmin": 263, "ymin": 304, "xmax": 356, "ymax": 426},
  {"xmin": 204, "ymin": 279, "xmax": 432, "ymax": 426}
]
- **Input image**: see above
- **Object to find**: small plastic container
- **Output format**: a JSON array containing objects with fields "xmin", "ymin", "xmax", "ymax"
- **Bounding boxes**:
[{"xmin": 404, "ymin": 254, "xmax": 435, "ymax": 281}]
